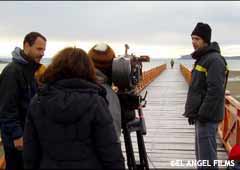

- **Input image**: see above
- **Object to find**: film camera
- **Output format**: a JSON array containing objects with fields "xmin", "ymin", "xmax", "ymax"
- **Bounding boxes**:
[{"xmin": 112, "ymin": 44, "xmax": 150, "ymax": 170}]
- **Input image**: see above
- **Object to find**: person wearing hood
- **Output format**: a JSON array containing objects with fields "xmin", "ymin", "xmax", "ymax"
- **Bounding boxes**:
[
  {"xmin": 183, "ymin": 23, "xmax": 228, "ymax": 169},
  {"xmin": 88, "ymin": 43, "xmax": 122, "ymax": 140},
  {"xmin": 23, "ymin": 47, "xmax": 125, "ymax": 169},
  {"xmin": 0, "ymin": 32, "xmax": 46, "ymax": 170}
]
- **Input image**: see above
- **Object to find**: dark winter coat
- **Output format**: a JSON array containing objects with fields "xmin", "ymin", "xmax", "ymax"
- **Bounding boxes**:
[
  {"xmin": 0, "ymin": 47, "xmax": 40, "ymax": 148},
  {"xmin": 23, "ymin": 78, "xmax": 125, "ymax": 169},
  {"xmin": 183, "ymin": 42, "xmax": 228, "ymax": 123},
  {"xmin": 96, "ymin": 69, "xmax": 122, "ymax": 139}
]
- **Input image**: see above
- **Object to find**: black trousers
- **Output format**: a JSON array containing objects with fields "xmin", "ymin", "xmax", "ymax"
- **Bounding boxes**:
[{"xmin": 3, "ymin": 145, "xmax": 23, "ymax": 170}]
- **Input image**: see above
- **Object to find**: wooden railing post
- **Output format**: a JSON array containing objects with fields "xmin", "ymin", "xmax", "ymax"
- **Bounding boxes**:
[{"xmin": 223, "ymin": 99, "xmax": 230, "ymax": 141}]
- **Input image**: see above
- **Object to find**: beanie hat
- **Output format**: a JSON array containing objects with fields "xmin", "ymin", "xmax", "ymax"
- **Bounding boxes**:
[
  {"xmin": 191, "ymin": 22, "xmax": 212, "ymax": 44},
  {"xmin": 88, "ymin": 43, "xmax": 115, "ymax": 76}
]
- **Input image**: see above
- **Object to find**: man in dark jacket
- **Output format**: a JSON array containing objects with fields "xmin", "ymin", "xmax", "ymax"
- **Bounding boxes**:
[
  {"xmin": 0, "ymin": 32, "xmax": 46, "ymax": 170},
  {"xmin": 183, "ymin": 23, "xmax": 228, "ymax": 169}
]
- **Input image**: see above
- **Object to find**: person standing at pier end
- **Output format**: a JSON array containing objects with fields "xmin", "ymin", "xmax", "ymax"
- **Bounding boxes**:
[
  {"xmin": 183, "ymin": 22, "xmax": 228, "ymax": 169},
  {"xmin": 170, "ymin": 58, "xmax": 174, "ymax": 68},
  {"xmin": 0, "ymin": 32, "xmax": 47, "ymax": 170}
]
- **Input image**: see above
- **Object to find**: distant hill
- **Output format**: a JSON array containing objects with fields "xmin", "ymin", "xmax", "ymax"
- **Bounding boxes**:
[
  {"xmin": 0, "ymin": 58, "xmax": 10, "ymax": 63},
  {"xmin": 0, "ymin": 57, "xmax": 52, "ymax": 64},
  {"xmin": 179, "ymin": 55, "xmax": 240, "ymax": 60},
  {"xmin": 179, "ymin": 55, "xmax": 192, "ymax": 59}
]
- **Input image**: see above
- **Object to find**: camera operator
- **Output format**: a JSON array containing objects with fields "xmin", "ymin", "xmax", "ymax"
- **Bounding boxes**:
[{"xmin": 88, "ymin": 43, "xmax": 122, "ymax": 140}]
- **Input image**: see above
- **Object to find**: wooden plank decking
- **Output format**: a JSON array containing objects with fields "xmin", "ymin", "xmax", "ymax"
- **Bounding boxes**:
[{"xmin": 120, "ymin": 64, "xmax": 228, "ymax": 169}]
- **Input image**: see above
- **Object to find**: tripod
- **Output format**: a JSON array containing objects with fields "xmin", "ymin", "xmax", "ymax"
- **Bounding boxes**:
[{"xmin": 118, "ymin": 92, "xmax": 149, "ymax": 170}]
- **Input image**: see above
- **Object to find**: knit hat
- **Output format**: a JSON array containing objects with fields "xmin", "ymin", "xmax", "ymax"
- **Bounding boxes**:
[
  {"xmin": 88, "ymin": 43, "xmax": 115, "ymax": 75},
  {"xmin": 191, "ymin": 22, "xmax": 212, "ymax": 44}
]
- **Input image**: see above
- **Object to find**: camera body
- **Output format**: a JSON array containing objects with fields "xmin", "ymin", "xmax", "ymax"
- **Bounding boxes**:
[
  {"xmin": 112, "ymin": 45, "xmax": 150, "ymax": 169},
  {"xmin": 112, "ymin": 54, "xmax": 149, "ymax": 92},
  {"xmin": 112, "ymin": 53, "xmax": 149, "ymax": 126}
]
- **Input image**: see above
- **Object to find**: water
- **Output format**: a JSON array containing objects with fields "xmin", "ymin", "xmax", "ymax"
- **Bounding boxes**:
[
  {"xmin": 0, "ymin": 63, "xmax": 7, "ymax": 73},
  {"xmin": 1, "ymin": 58, "xmax": 239, "ymax": 73},
  {"xmin": 174, "ymin": 59, "xmax": 240, "ymax": 71},
  {"xmin": 0, "ymin": 58, "xmax": 52, "ymax": 73},
  {"xmin": 172, "ymin": 59, "xmax": 240, "ymax": 101},
  {"xmin": 142, "ymin": 59, "xmax": 168, "ymax": 71},
  {"xmin": 0, "ymin": 58, "xmax": 240, "ymax": 73}
]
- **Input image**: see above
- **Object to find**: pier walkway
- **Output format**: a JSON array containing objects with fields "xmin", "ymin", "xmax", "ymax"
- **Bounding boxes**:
[{"xmin": 121, "ymin": 64, "xmax": 228, "ymax": 169}]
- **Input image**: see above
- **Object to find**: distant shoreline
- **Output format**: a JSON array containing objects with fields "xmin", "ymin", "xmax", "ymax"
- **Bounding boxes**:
[
  {"xmin": 0, "ymin": 61, "xmax": 9, "ymax": 64},
  {"xmin": 179, "ymin": 55, "xmax": 240, "ymax": 60}
]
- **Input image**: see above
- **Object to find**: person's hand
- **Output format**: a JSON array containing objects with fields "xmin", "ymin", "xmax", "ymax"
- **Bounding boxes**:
[
  {"xmin": 112, "ymin": 85, "xmax": 119, "ymax": 92},
  {"xmin": 188, "ymin": 117, "xmax": 196, "ymax": 125},
  {"xmin": 13, "ymin": 137, "xmax": 23, "ymax": 151}
]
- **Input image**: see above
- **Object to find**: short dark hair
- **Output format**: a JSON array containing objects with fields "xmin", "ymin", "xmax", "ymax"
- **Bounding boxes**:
[
  {"xmin": 40, "ymin": 47, "xmax": 96, "ymax": 84},
  {"xmin": 23, "ymin": 32, "xmax": 47, "ymax": 46}
]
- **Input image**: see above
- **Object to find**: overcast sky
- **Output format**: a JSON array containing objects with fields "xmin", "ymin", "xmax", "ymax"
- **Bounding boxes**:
[{"xmin": 0, "ymin": 1, "xmax": 240, "ymax": 58}]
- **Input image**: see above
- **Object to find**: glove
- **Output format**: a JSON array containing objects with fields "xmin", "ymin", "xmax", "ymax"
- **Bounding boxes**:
[{"xmin": 188, "ymin": 117, "xmax": 196, "ymax": 125}]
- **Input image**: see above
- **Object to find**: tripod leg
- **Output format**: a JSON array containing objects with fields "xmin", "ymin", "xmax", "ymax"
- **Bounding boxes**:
[
  {"xmin": 123, "ymin": 128, "xmax": 137, "ymax": 170},
  {"xmin": 136, "ymin": 131, "xmax": 149, "ymax": 170}
]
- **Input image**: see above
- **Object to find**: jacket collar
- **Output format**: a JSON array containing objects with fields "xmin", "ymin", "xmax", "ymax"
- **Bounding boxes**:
[
  {"xmin": 191, "ymin": 42, "xmax": 221, "ymax": 60},
  {"xmin": 12, "ymin": 47, "xmax": 41, "ymax": 73},
  {"xmin": 96, "ymin": 69, "xmax": 112, "ymax": 85}
]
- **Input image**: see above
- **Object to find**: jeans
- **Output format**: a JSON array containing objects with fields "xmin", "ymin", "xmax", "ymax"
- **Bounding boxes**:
[{"xmin": 195, "ymin": 120, "xmax": 218, "ymax": 170}]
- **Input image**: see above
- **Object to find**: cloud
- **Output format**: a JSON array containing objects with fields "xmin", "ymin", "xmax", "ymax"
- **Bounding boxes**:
[
  {"xmin": 0, "ymin": 2, "xmax": 240, "ymax": 45},
  {"xmin": 0, "ymin": 1, "xmax": 240, "ymax": 58}
]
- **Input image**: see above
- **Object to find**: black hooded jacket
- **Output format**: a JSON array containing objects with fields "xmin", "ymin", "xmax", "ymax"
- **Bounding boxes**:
[
  {"xmin": 183, "ymin": 42, "xmax": 228, "ymax": 123},
  {"xmin": 23, "ymin": 78, "xmax": 125, "ymax": 169},
  {"xmin": 0, "ymin": 47, "xmax": 40, "ymax": 148}
]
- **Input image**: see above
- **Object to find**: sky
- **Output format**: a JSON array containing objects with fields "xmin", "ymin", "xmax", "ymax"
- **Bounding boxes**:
[{"xmin": 0, "ymin": 1, "xmax": 240, "ymax": 59}]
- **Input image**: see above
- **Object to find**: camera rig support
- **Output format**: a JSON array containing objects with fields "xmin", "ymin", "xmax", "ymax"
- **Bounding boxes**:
[
  {"xmin": 112, "ymin": 44, "xmax": 150, "ymax": 170},
  {"xmin": 117, "ymin": 90, "xmax": 149, "ymax": 170}
]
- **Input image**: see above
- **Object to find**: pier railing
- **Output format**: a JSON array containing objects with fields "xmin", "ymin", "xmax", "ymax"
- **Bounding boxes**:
[
  {"xmin": 136, "ymin": 64, "xmax": 167, "ymax": 93},
  {"xmin": 180, "ymin": 64, "xmax": 192, "ymax": 85},
  {"xmin": 219, "ymin": 95, "xmax": 240, "ymax": 152},
  {"xmin": 180, "ymin": 64, "xmax": 240, "ymax": 153}
]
